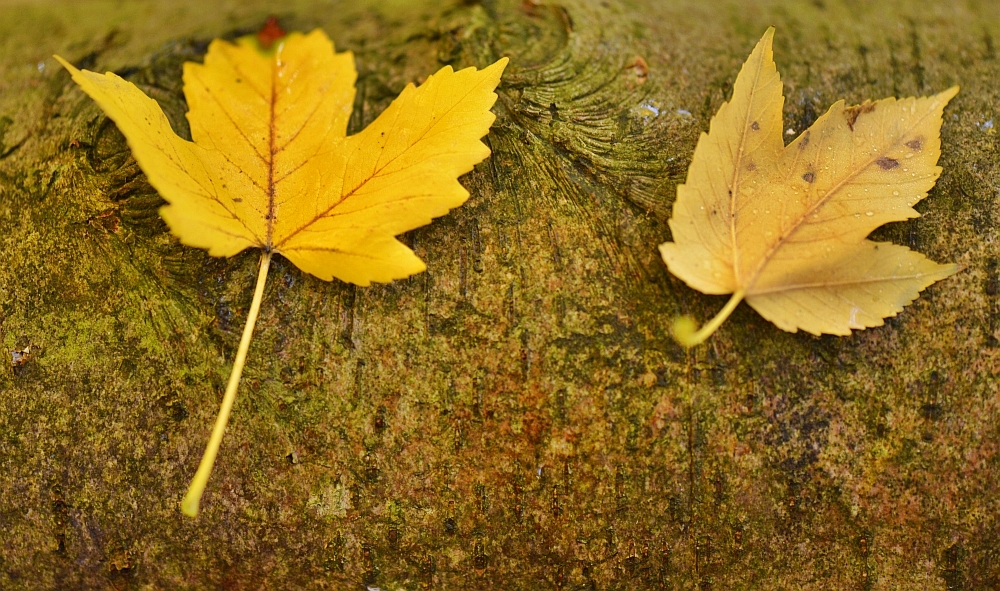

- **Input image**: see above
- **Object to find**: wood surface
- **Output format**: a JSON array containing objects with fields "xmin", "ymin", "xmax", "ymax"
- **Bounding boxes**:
[{"xmin": 1, "ymin": 0, "xmax": 998, "ymax": 588}]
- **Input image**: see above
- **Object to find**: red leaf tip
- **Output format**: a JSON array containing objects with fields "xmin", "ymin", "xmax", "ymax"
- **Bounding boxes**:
[{"xmin": 257, "ymin": 17, "xmax": 287, "ymax": 49}]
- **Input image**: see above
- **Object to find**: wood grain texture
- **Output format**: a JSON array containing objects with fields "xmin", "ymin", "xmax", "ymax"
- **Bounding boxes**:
[{"xmin": 0, "ymin": 0, "xmax": 998, "ymax": 589}]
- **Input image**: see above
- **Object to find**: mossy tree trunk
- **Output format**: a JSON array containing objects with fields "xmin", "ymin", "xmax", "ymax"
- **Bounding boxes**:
[{"xmin": 1, "ymin": 0, "xmax": 998, "ymax": 589}]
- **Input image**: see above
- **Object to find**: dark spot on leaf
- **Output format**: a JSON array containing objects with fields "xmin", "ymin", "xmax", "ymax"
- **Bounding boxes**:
[
  {"xmin": 802, "ymin": 172, "xmax": 815, "ymax": 183},
  {"xmin": 235, "ymin": 78, "xmax": 242, "ymax": 83},
  {"xmin": 233, "ymin": 198, "xmax": 243, "ymax": 203},
  {"xmin": 906, "ymin": 137, "xmax": 924, "ymax": 151},
  {"xmin": 751, "ymin": 121, "xmax": 760, "ymax": 131},
  {"xmin": 747, "ymin": 163, "xmax": 756, "ymax": 171},
  {"xmin": 798, "ymin": 131, "xmax": 811, "ymax": 150},
  {"xmin": 875, "ymin": 156, "xmax": 899, "ymax": 170},
  {"xmin": 845, "ymin": 102, "xmax": 877, "ymax": 131}
]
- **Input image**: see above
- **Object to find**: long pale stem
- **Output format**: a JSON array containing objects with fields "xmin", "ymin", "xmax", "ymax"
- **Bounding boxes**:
[
  {"xmin": 672, "ymin": 290, "xmax": 745, "ymax": 348},
  {"xmin": 182, "ymin": 251, "xmax": 272, "ymax": 517}
]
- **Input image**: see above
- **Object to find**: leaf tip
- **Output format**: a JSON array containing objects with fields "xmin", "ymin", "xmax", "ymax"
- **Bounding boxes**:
[
  {"xmin": 925, "ymin": 261, "xmax": 963, "ymax": 283},
  {"xmin": 945, "ymin": 262, "xmax": 965, "ymax": 277},
  {"xmin": 257, "ymin": 16, "xmax": 287, "ymax": 49},
  {"xmin": 938, "ymin": 85, "xmax": 960, "ymax": 104},
  {"xmin": 484, "ymin": 56, "xmax": 510, "ymax": 81},
  {"xmin": 756, "ymin": 26, "xmax": 777, "ymax": 50},
  {"xmin": 746, "ymin": 26, "xmax": 778, "ymax": 73},
  {"xmin": 53, "ymin": 54, "xmax": 77, "ymax": 75}
]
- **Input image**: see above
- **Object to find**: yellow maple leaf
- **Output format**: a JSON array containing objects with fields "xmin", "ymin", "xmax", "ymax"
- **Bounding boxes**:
[
  {"xmin": 659, "ymin": 27, "xmax": 959, "ymax": 347},
  {"xmin": 57, "ymin": 28, "xmax": 507, "ymax": 515}
]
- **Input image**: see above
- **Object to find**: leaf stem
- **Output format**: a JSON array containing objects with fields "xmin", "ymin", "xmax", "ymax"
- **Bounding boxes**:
[
  {"xmin": 182, "ymin": 251, "xmax": 272, "ymax": 517},
  {"xmin": 672, "ymin": 290, "xmax": 745, "ymax": 347}
]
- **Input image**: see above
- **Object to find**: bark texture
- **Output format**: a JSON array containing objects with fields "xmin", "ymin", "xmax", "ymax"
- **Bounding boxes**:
[{"xmin": 1, "ymin": 0, "xmax": 999, "ymax": 589}]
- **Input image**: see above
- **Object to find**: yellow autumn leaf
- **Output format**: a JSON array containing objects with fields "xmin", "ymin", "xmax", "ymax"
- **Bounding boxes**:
[
  {"xmin": 660, "ymin": 27, "xmax": 959, "ymax": 347},
  {"xmin": 57, "ymin": 26, "xmax": 507, "ymax": 515}
]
